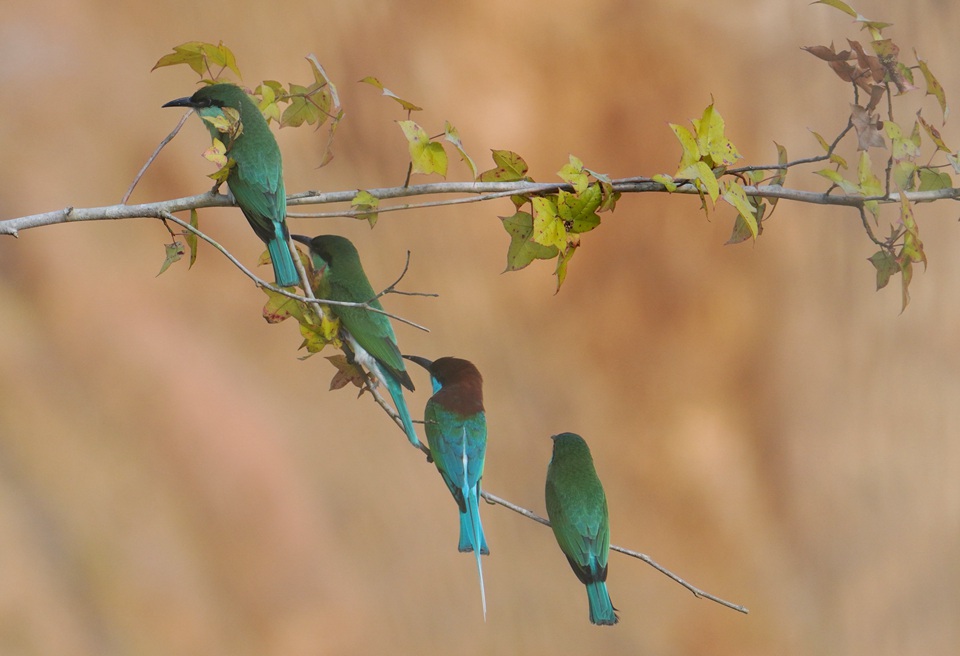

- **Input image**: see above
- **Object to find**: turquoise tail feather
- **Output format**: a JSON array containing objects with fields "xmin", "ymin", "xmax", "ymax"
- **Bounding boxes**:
[
  {"xmin": 458, "ymin": 490, "xmax": 489, "ymax": 555},
  {"xmin": 385, "ymin": 375, "xmax": 420, "ymax": 447},
  {"xmin": 585, "ymin": 580, "xmax": 618, "ymax": 626},
  {"xmin": 267, "ymin": 231, "xmax": 299, "ymax": 287},
  {"xmin": 459, "ymin": 487, "xmax": 487, "ymax": 619}
]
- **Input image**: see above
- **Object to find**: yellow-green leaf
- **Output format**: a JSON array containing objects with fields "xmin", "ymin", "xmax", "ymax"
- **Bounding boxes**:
[
  {"xmin": 351, "ymin": 190, "xmax": 380, "ymax": 228},
  {"xmin": 157, "ymin": 241, "xmax": 184, "ymax": 276},
  {"xmin": 443, "ymin": 122, "xmax": 478, "ymax": 179},
  {"xmin": 678, "ymin": 161, "xmax": 720, "ymax": 202},
  {"xmin": 917, "ymin": 113, "xmax": 950, "ymax": 152},
  {"xmin": 722, "ymin": 181, "xmax": 758, "ymax": 239},
  {"xmin": 500, "ymin": 211, "xmax": 558, "ymax": 272},
  {"xmin": 360, "ymin": 76, "xmax": 423, "ymax": 111},
  {"xmin": 557, "ymin": 185, "xmax": 602, "ymax": 233},
  {"xmin": 554, "ymin": 243, "xmax": 577, "ymax": 292},
  {"xmin": 917, "ymin": 167, "xmax": 951, "ymax": 192},
  {"xmin": 186, "ymin": 208, "xmax": 199, "ymax": 268},
  {"xmin": 694, "ymin": 104, "xmax": 741, "ymax": 168},
  {"xmin": 815, "ymin": 168, "xmax": 862, "ymax": 197},
  {"xmin": 262, "ymin": 288, "xmax": 306, "ymax": 324},
  {"xmin": 916, "ymin": 52, "xmax": 948, "ymax": 123},
  {"xmin": 813, "ymin": 0, "xmax": 857, "ymax": 18},
  {"xmin": 478, "ymin": 149, "xmax": 529, "ymax": 182},
  {"xmin": 397, "ymin": 120, "xmax": 447, "ymax": 176},
  {"xmin": 153, "ymin": 41, "xmax": 241, "ymax": 80},
  {"xmin": 531, "ymin": 197, "xmax": 566, "ymax": 250},
  {"xmin": 652, "ymin": 173, "xmax": 678, "ymax": 192},
  {"xmin": 867, "ymin": 250, "xmax": 898, "ymax": 290},
  {"xmin": 281, "ymin": 83, "xmax": 325, "ymax": 128},
  {"xmin": 670, "ymin": 123, "xmax": 700, "ymax": 171},
  {"xmin": 558, "ymin": 155, "xmax": 589, "ymax": 194}
]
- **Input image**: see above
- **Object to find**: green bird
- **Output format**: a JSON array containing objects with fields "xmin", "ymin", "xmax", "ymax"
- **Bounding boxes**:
[
  {"xmin": 405, "ymin": 355, "xmax": 489, "ymax": 617},
  {"xmin": 163, "ymin": 83, "xmax": 299, "ymax": 287},
  {"xmin": 291, "ymin": 234, "xmax": 419, "ymax": 447},
  {"xmin": 545, "ymin": 432, "xmax": 619, "ymax": 626}
]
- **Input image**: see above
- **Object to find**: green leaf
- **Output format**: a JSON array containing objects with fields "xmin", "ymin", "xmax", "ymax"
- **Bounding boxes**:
[
  {"xmin": 917, "ymin": 167, "xmax": 951, "ymax": 192},
  {"xmin": 531, "ymin": 197, "xmax": 566, "ymax": 250},
  {"xmin": 157, "ymin": 241, "xmax": 184, "ymax": 276},
  {"xmin": 500, "ymin": 211, "xmax": 558, "ymax": 272},
  {"xmin": 281, "ymin": 83, "xmax": 325, "ymax": 128},
  {"xmin": 478, "ymin": 150, "xmax": 529, "ymax": 182},
  {"xmin": 359, "ymin": 76, "xmax": 423, "ymax": 111},
  {"xmin": 557, "ymin": 185, "xmax": 602, "ymax": 233},
  {"xmin": 443, "ymin": 122, "xmax": 478, "ymax": 179},
  {"xmin": 186, "ymin": 208, "xmax": 199, "ymax": 268},
  {"xmin": 351, "ymin": 190, "xmax": 380, "ymax": 228},
  {"xmin": 868, "ymin": 250, "xmax": 898, "ymax": 290},
  {"xmin": 397, "ymin": 120, "xmax": 447, "ymax": 176}
]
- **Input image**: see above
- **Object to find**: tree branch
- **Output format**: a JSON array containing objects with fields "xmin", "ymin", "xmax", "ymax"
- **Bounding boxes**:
[
  {"xmin": 6, "ymin": 180, "xmax": 959, "ymax": 239},
  {"xmin": 478, "ymin": 491, "xmax": 749, "ymax": 614}
]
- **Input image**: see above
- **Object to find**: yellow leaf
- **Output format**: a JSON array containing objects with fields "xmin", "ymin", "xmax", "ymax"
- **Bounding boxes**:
[
  {"xmin": 531, "ymin": 197, "xmax": 566, "ymax": 250},
  {"xmin": 443, "ymin": 122, "xmax": 478, "ymax": 179},
  {"xmin": 722, "ymin": 182, "xmax": 758, "ymax": 239},
  {"xmin": 397, "ymin": 120, "xmax": 447, "ymax": 176},
  {"xmin": 670, "ymin": 123, "xmax": 700, "ymax": 171}
]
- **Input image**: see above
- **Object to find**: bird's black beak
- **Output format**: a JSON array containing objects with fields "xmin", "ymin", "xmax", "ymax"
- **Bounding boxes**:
[
  {"xmin": 290, "ymin": 234, "xmax": 312, "ymax": 247},
  {"xmin": 403, "ymin": 355, "xmax": 434, "ymax": 372},
  {"xmin": 162, "ymin": 96, "xmax": 195, "ymax": 109}
]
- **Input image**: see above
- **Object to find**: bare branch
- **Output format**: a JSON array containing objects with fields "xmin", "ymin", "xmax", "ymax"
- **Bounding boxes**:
[
  {"xmin": 123, "ymin": 109, "xmax": 194, "ymax": 204},
  {"xmin": 478, "ymin": 492, "xmax": 749, "ymax": 614},
  {"xmin": 8, "ymin": 178, "xmax": 957, "ymax": 239}
]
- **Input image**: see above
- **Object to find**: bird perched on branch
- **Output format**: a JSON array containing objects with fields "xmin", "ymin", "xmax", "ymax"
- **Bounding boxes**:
[
  {"xmin": 163, "ymin": 83, "xmax": 299, "ymax": 287},
  {"xmin": 292, "ymin": 234, "xmax": 419, "ymax": 447},
  {"xmin": 405, "ymin": 355, "xmax": 489, "ymax": 617},
  {"xmin": 545, "ymin": 432, "xmax": 619, "ymax": 626}
]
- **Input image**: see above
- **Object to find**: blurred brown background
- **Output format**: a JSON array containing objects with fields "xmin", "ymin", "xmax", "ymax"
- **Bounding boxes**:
[{"xmin": 2, "ymin": 1, "xmax": 958, "ymax": 654}]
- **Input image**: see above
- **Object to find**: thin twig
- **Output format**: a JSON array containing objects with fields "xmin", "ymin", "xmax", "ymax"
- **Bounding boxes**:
[
  {"xmin": 159, "ymin": 212, "xmax": 432, "ymax": 331},
  {"xmin": 478, "ymin": 490, "xmax": 749, "ymax": 614},
  {"xmin": 122, "ymin": 110, "xmax": 194, "ymax": 204}
]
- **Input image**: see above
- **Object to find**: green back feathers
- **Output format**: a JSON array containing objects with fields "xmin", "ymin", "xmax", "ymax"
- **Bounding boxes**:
[{"xmin": 300, "ymin": 235, "xmax": 413, "ymax": 389}]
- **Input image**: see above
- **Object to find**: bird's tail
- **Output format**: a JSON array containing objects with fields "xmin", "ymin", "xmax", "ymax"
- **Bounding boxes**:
[
  {"xmin": 458, "ymin": 456, "xmax": 488, "ymax": 619},
  {"xmin": 267, "ymin": 232, "xmax": 300, "ymax": 287},
  {"xmin": 458, "ymin": 492, "xmax": 489, "ymax": 555},
  {"xmin": 384, "ymin": 375, "xmax": 420, "ymax": 447},
  {"xmin": 585, "ymin": 580, "xmax": 618, "ymax": 626}
]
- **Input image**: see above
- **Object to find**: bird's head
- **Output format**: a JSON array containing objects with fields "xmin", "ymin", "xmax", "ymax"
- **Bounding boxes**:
[
  {"xmin": 291, "ymin": 234, "xmax": 359, "ymax": 272},
  {"xmin": 162, "ymin": 83, "xmax": 249, "ymax": 111}
]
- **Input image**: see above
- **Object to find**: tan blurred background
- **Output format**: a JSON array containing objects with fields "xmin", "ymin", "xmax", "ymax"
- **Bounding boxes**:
[{"xmin": 2, "ymin": 1, "xmax": 959, "ymax": 654}]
